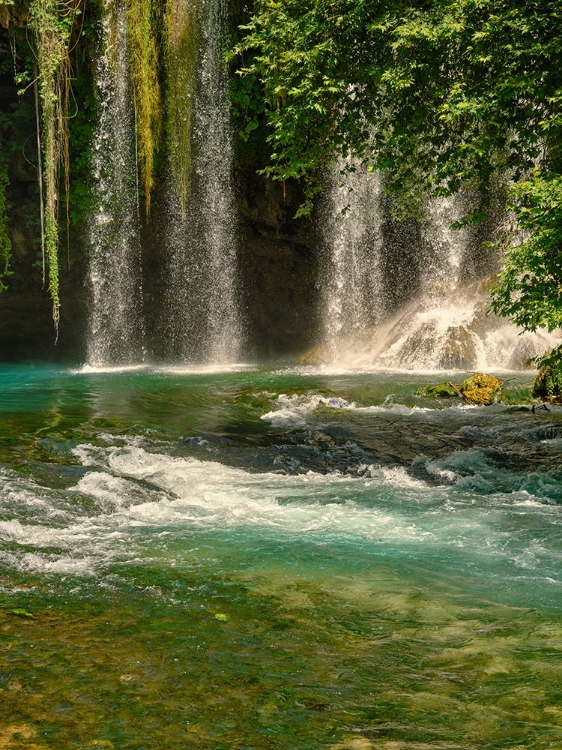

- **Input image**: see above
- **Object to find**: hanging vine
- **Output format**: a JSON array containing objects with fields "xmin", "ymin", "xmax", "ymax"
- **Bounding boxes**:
[
  {"xmin": 29, "ymin": 0, "xmax": 80, "ymax": 335},
  {"xmin": 0, "ymin": 149, "xmax": 12, "ymax": 293},
  {"xmin": 126, "ymin": 0, "xmax": 161, "ymax": 215},
  {"xmin": 164, "ymin": 0, "xmax": 200, "ymax": 208}
]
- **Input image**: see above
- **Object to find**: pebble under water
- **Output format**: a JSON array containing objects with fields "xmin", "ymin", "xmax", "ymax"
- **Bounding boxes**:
[{"xmin": 0, "ymin": 363, "xmax": 561, "ymax": 749}]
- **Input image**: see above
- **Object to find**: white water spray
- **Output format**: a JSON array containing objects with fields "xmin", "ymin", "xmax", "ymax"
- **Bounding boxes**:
[{"xmin": 321, "ymin": 169, "xmax": 559, "ymax": 370}]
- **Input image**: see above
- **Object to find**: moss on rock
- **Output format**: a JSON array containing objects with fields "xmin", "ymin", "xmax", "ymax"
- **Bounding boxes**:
[
  {"xmin": 419, "ymin": 373, "xmax": 503, "ymax": 405},
  {"xmin": 460, "ymin": 373, "xmax": 502, "ymax": 405},
  {"xmin": 417, "ymin": 382, "xmax": 459, "ymax": 398}
]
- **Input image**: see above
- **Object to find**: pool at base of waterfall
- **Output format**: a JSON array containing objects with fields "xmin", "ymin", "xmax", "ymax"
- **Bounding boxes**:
[{"xmin": 0, "ymin": 363, "xmax": 561, "ymax": 749}]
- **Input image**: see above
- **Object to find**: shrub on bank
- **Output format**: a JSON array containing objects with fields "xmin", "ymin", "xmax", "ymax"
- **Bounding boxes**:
[{"xmin": 533, "ymin": 359, "xmax": 562, "ymax": 404}]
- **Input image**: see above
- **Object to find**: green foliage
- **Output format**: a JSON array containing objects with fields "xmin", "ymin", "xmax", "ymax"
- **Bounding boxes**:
[
  {"xmin": 65, "ymin": 2, "xmax": 98, "ymax": 229},
  {"xmin": 227, "ymin": 0, "xmax": 272, "ymax": 168},
  {"xmin": 533, "ymin": 354, "xmax": 562, "ymax": 402},
  {"xmin": 491, "ymin": 172, "xmax": 562, "ymax": 343},
  {"xmin": 29, "ymin": 0, "xmax": 81, "ymax": 334},
  {"xmin": 233, "ymin": 0, "xmax": 562, "ymax": 352},
  {"xmin": 233, "ymin": 0, "xmax": 562, "ymax": 199}
]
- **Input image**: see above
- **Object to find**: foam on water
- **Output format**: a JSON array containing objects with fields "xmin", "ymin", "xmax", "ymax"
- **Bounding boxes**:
[
  {"xmin": 154, "ymin": 363, "xmax": 255, "ymax": 375},
  {"xmin": 73, "ymin": 363, "xmax": 256, "ymax": 377},
  {"xmin": 73, "ymin": 364, "xmax": 149, "ymax": 375},
  {"xmin": 260, "ymin": 391, "xmax": 485, "ymax": 427},
  {"xmin": 1, "ymin": 436, "xmax": 559, "ymax": 589}
]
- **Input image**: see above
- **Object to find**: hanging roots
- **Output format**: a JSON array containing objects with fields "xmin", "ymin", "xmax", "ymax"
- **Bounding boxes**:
[{"xmin": 29, "ymin": 0, "xmax": 80, "ymax": 336}]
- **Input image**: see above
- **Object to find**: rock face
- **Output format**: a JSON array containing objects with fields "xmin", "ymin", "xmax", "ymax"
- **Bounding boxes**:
[
  {"xmin": 0, "ymin": 149, "xmax": 320, "ymax": 362},
  {"xmin": 235, "ymin": 170, "xmax": 320, "ymax": 359},
  {"xmin": 0, "ymin": 43, "xmax": 87, "ymax": 362}
]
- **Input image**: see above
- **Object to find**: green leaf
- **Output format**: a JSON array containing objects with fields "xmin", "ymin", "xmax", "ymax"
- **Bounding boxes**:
[{"xmin": 6, "ymin": 608, "xmax": 35, "ymax": 619}]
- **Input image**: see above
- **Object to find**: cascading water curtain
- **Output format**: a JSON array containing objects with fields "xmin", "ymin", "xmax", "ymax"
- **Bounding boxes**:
[
  {"xmin": 86, "ymin": 0, "xmax": 145, "ymax": 368},
  {"xmin": 321, "ymin": 161, "xmax": 384, "ymax": 364},
  {"xmin": 162, "ymin": 0, "xmax": 242, "ymax": 365}
]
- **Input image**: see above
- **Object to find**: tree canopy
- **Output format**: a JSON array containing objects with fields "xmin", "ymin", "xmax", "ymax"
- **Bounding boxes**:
[{"xmin": 233, "ymin": 0, "xmax": 562, "ymax": 191}]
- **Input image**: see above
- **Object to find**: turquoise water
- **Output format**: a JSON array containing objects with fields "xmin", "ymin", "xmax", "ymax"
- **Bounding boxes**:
[{"xmin": 1, "ymin": 363, "xmax": 561, "ymax": 749}]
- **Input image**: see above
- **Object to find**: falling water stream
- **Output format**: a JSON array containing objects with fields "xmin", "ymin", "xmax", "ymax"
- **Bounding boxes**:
[
  {"xmin": 191, "ymin": 0, "xmax": 241, "ymax": 363},
  {"xmin": 322, "ymin": 162, "xmax": 385, "ymax": 361},
  {"xmin": 87, "ymin": 0, "xmax": 241, "ymax": 368},
  {"xmin": 321, "ymin": 165, "xmax": 561, "ymax": 370},
  {"xmin": 162, "ymin": 0, "xmax": 241, "ymax": 365},
  {"xmin": 86, "ymin": 0, "xmax": 144, "ymax": 368}
]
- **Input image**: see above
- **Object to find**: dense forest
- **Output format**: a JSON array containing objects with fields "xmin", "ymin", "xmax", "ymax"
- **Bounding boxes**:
[{"xmin": 0, "ymin": 0, "xmax": 561, "ymax": 374}]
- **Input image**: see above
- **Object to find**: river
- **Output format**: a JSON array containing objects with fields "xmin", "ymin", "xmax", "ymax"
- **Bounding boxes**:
[{"xmin": 0, "ymin": 363, "xmax": 561, "ymax": 748}]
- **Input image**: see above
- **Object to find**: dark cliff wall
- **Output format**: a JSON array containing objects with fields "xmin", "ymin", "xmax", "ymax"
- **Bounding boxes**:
[
  {"xmin": 236, "ymin": 170, "xmax": 320, "ymax": 360},
  {"xmin": 0, "ymin": 22, "xmax": 88, "ymax": 362}
]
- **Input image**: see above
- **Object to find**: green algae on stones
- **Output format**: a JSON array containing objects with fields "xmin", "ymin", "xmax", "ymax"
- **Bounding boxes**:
[{"xmin": 417, "ymin": 382, "xmax": 459, "ymax": 398}]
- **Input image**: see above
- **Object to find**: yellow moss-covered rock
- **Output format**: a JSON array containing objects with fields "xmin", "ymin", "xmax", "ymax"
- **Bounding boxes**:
[{"xmin": 460, "ymin": 373, "xmax": 502, "ymax": 405}]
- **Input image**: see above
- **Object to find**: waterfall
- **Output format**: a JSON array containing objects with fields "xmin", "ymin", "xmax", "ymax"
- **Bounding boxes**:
[
  {"xmin": 321, "ymin": 168, "xmax": 559, "ymax": 371},
  {"xmin": 321, "ymin": 162, "xmax": 384, "ymax": 361},
  {"xmin": 85, "ymin": 0, "xmax": 241, "ymax": 368},
  {"xmin": 161, "ymin": 0, "xmax": 242, "ymax": 365},
  {"xmin": 86, "ymin": 0, "xmax": 145, "ymax": 367}
]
